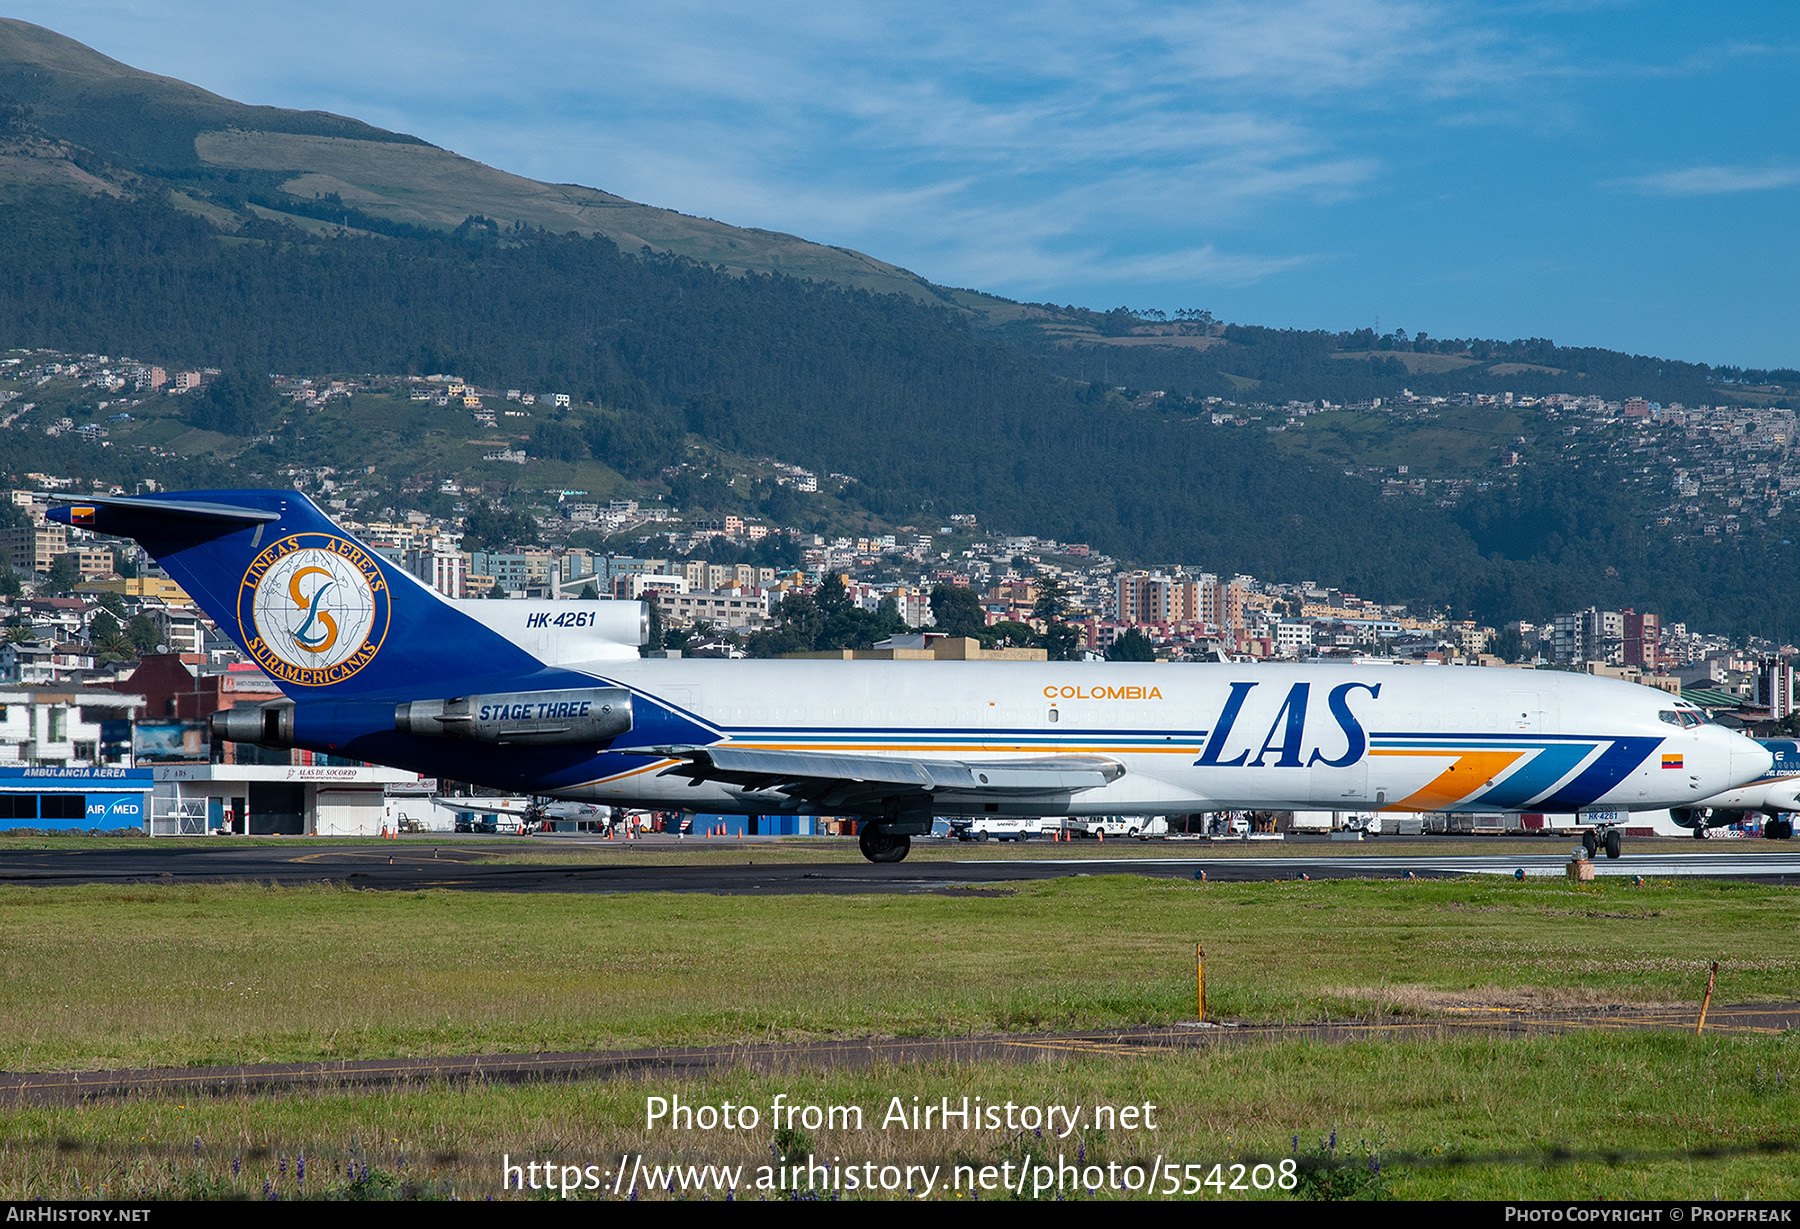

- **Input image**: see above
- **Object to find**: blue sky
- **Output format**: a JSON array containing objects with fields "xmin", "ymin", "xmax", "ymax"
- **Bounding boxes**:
[{"xmin": 15, "ymin": 2, "xmax": 1799, "ymax": 367}]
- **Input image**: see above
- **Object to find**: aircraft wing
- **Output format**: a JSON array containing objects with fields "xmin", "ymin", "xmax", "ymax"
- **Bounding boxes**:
[
  {"xmin": 431, "ymin": 798, "xmax": 535, "ymax": 816},
  {"xmin": 648, "ymin": 744, "xmax": 1124, "ymax": 812}
]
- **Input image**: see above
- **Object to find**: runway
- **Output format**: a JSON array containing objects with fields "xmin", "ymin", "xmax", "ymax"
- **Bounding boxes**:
[{"xmin": 2, "ymin": 841, "xmax": 1799, "ymax": 894}]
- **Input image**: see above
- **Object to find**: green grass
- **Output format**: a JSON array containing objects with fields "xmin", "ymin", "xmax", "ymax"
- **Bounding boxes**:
[
  {"xmin": 1277, "ymin": 405, "xmax": 1530, "ymax": 476},
  {"xmin": 1330, "ymin": 351, "xmax": 1484, "ymax": 374},
  {"xmin": 2, "ymin": 1033, "xmax": 1796, "ymax": 1199},
  {"xmin": 0, "ymin": 876, "xmax": 1792, "ymax": 1072}
]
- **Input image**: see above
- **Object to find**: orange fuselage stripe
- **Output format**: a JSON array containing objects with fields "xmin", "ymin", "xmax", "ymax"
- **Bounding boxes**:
[{"xmin": 1370, "ymin": 748, "xmax": 1525, "ymax": 811}]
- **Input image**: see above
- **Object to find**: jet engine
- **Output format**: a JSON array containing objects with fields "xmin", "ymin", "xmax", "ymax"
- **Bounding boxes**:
[
  {"xmin": 394, "ymin": 688, "xmax": 634, "ymax": 745},
  {"xmin": 211, "ymin": 701, "xmax": 295, "ymax": 747}
]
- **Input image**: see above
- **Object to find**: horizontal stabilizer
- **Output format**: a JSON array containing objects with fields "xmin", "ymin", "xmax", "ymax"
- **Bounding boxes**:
[{"xmin": 48, "ymin": 495, "xmax": 281, "ymax": 533}]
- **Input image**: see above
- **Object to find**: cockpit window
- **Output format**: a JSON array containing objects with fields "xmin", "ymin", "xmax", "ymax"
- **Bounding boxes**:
[
  {"xmin": 1660, "ymin": 709, "xmax": 1706, "ymax": 728},
  {"xmin": 1659, "ymin": 710, "xmax": 1683, "ymax": 727}
]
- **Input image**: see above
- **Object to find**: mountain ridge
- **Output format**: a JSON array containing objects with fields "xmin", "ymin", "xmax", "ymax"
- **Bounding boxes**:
[{"xmin": 0, "ymin": 17, "xmax": 965, "ymax": 305}]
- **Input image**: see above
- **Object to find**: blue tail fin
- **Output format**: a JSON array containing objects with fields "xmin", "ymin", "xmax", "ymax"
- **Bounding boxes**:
[{"xmin": 50, "ymin": 490, "xmax": 544, "ymax": 699}]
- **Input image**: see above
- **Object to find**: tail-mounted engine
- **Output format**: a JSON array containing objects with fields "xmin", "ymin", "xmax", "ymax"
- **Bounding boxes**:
[
  {"xmin": 212, "ymin": 688, "xmax": 636, "ymax": 750},
  {"xmin": 395, "ymin": 688, "xmax": 634, "ymax": 745},
  {"xmin": 211, "ymin": 701, "xmax": 296, "ymax": 747}
]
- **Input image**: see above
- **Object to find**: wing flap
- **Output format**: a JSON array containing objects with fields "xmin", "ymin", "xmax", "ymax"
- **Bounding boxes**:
[{"xmin": 650, "ymin": 744, "xmax": 1124, "ymax": 799}]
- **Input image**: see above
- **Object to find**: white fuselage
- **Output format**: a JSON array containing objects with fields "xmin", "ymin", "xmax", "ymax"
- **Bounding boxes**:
[{"xmin": 560, "ymin": 660, "xmax": 1772, "ymax": 818}]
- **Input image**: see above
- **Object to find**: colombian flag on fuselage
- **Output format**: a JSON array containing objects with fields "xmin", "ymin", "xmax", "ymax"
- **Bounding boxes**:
[{"xmin": 1662, "ymin": 753, "xmax": 1683, "ymax": 769}]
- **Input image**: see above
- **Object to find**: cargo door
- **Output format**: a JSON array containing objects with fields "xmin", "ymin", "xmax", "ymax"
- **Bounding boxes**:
[{"xmin": 1309, "ymin": 756, "xmax": 1369, "ymax": 807}]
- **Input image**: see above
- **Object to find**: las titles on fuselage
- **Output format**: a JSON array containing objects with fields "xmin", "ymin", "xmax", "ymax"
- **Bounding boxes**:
[{"xmin": 554, "ymin": 658, "xmax": 1760, "ymax": 818}]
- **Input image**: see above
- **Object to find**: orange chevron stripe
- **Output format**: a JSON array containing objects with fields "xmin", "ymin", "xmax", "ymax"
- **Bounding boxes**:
[{"xmin": 1372, "ymin": 749, "xmax": 1526, "ymax": 811}]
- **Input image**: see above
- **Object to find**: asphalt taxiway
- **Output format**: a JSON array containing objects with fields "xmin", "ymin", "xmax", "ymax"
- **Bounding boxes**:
[{"xmin": 3, "ymin": 840, "xmax": 1799, "ymax": 894}]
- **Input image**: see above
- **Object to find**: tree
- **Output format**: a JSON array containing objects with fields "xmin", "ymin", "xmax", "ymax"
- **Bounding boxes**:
[
  {"xmin": 44, "ymin": 553, "xmax": 80, "ymax": 594},
  {"xmin": 125, "ymin": 614, "xmax": 162, "ymax": 654},
  {"xmin": 987, "ymin": 620, "xmax": 1038, "ymax": 648},
  {"xmin": 818, "ymin": 576, "xmax": 905, "ymax": 650},
  {"xmin": 1031, "ymin": 576, "xmax": 1070, "ymax": 624},
  {"xmin": 462, "ymin": 502, "xmax": 538, "ymax": 550},
  {"xmin": 184, "ymin": 368, "xmax": 277, "ymax": 435},
  {"xmin": 1106, "ymin": 628, "xmax": 1157, "ymax": 661},
  {"xmin": 578, "ymin": 582, "xmax": 599, "ymax": 600},
  {"xmin": 530, "ymin": 418, "xmax": 587, "ymax": 463},
  {"xmin": 1030, "ymin": 576, "xmax": 1081, "ymax": 661},
  {"xmin": 89, "ymin": 610, "xmax": 132, "ymax": 662},
  {"xmin": 88, "ymin": 610, "xmax": 119, "ymax": 645},
  {"xmin": 930, "ymin": 583, "xmax": 987, "ymax": 639},
  {"xmin": 1037, "ymin": 622, "xmax": 1083, "ymax": 661},
  {"xmin": 746, "ymin": 589, "xmax": 823, "ymax": 657},
  {"xmin": 640, "ymin": 601, "xmax": 666, "ymax": 655}
]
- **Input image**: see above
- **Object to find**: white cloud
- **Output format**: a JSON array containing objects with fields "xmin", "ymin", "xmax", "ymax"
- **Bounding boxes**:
[
  {"xmin": 1617, "ymin": 165, "xmax": 1800, "ymax": 197},
  {"xmin": 20, "ymin": 0, "xmax": 1779, "ymax": 313}
]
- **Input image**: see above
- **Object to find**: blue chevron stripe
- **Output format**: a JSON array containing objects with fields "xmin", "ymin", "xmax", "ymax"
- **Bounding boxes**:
[
  {"xmin": 1475, "ymin": 743, "xmax": 1597, "ymax": 808},
  {"xmin": 1536, "ymin": 737, "xmax": 1664, "ymax": 810}
]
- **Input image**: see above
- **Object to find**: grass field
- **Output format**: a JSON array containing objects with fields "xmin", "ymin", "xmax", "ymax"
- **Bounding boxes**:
[
  {"xmin": 3, "ymin": 1033, "xmax": 1796, "ymax": 1200},
  {"xmin": 0, "ymin": 874, "xmax": 1793, "ymax": 1072},
  {"xmin": 472, "ymin": 832, "xmax": 1742, "ymax": 865},
  {"xmin": 1, "ymin": 869, "xmax": 1794, "ymax": 1199}
]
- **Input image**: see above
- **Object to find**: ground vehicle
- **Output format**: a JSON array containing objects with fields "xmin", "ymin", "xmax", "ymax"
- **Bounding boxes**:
[{"xmin": 949, "ymin": 818, "xmax": 1034, "ymax": 841}]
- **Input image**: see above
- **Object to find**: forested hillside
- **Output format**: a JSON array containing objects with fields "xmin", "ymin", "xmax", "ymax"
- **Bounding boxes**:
[
  {"xmin": 1002, "ymin": 316, "xmax": 1795, "ymax": 410},
  {"xmin": 6, "ymin": 188, "xmax": 1800, "ymax": 639}
]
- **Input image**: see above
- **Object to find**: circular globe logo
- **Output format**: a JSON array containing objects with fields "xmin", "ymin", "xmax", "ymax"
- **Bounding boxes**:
[{"xmin": 237, "ymin": 535, "xmax": 391, "ymax": 686}]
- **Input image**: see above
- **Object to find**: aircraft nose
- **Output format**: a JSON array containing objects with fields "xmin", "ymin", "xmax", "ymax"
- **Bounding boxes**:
[{"xmin": 1728, "ymin": 733, "xmax": 1774, "ymax": 787}]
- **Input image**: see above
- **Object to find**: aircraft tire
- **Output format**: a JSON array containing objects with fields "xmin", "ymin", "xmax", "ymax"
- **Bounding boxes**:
[
  {"xmin": 1582, "ymin": 831, "xmax": 1599, "ymax": 859},
  {"xmin": 859, "ymin": 828, "xmax": 911, "ymax": 864},
  {"xmin": 1767, "ymin": 819, "xmax": 1793, "ymax": 840},
  {"xmin": 1604, "ymin": 829, "xmax": 1622, "ymax": 860}
]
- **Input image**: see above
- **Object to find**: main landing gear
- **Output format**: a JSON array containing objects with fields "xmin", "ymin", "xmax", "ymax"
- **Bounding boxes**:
[
  {"xmin": 1582, "ymin": 827, "xmax": 1623, "ymax": 860},
  {"xmin": 858, "ymin": 827, "xmax": 911, "ymax": 864}
]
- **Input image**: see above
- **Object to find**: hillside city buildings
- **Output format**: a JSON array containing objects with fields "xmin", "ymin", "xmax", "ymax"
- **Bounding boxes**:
[{"xmin": 0, "ymin": 346, "xmax": 1796, "ymax": 788}]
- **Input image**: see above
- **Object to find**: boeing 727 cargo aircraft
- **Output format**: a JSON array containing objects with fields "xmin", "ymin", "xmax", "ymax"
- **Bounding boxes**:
[{"xmin": 49, "ymin": 492, "xmax": 1775, "ymax": 862}]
